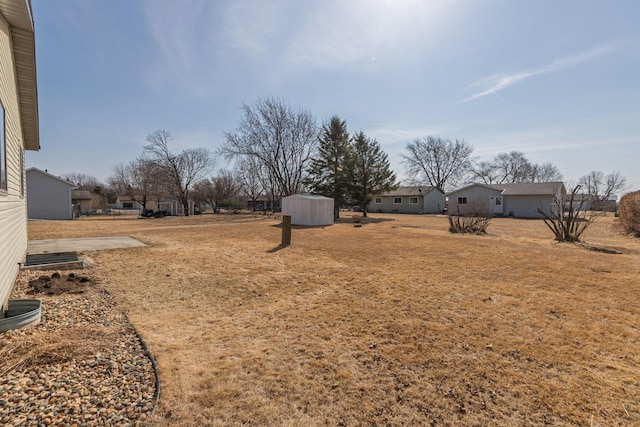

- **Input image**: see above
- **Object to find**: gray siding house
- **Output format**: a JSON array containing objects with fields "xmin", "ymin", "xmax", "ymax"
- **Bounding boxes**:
[
  {"xmin": 0, "ymin": 0, "xmax": 40, "ymax": 315},
  {"xmin": 447, "ymin": 182, "xmax": 565, "ymax": 218},
  {"xmin": 26, "ymin": 168, "xmax": 76, "ymax": 220},
  {"xmin": 369, "ymin": 186, "xmax": 445, "ymax": 214}
]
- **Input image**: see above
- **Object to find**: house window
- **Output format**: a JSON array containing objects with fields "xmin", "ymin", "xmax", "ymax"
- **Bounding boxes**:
[
  {"xmin": 495, "ymin": 197, "xmax": 501, "ymax": 205},
  {"xmin": 393, "ymin": 197, "xmax": 402, "ymax": 204},
  {"xmin": 409, "ymin": 197, "xmax": 419, "ymax": 204},
  {"xmin": 0, "ymin": 101, "xmax": 6, "ymax": 193},
  {"xmin": 457, "ymin": 197, "xmax": 467, "ymax": 205},
  {"xmin": 123, "ymin": 202, "xmax": 134, "ymax": 209},
  {"xmin": 374, "ymin": 197, "xmax": 382, "ymax": 204}
]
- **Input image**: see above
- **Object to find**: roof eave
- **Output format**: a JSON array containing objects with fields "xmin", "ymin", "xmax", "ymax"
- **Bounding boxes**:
[{"xmin": 0, "ymin": 0, "xmax": 40, "ymax": 151}]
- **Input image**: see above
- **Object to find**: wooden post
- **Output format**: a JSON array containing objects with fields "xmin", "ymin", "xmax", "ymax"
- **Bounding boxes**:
[{"xmin": 282, "ymin": 215, "xmax": 292, "ymax": 246}]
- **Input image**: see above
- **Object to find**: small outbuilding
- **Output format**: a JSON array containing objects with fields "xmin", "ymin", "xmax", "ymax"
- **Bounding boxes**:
[
  {"xmin": 26, "ymin": 168, "xmax": 76, "ymax": 220},
  {"xmin": 281, "ymin": 194, "xmax": 334, "ymax": 226}
]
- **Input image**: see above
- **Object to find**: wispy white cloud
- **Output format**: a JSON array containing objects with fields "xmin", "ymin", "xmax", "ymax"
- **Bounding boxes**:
[{"xmin": 461, "ymin": 42, "xmax": 624, "ymax": 103}]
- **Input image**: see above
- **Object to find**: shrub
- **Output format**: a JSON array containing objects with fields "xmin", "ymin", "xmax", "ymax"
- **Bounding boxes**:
[
  {"xmin": 536, "ymin": 184, "xmax": 595, "ymax": 242},
  {"xmin": 448, "ymin": 201, "xmax": 492, "ymax": 234},
  {"xmin": 618, "ymin": 191, "xmax": 640, "ymax": 237}
]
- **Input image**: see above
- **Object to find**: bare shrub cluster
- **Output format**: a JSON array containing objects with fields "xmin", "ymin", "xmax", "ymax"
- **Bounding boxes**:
[
  {"xmin": 618, "ymin": 190, "xmax": 640, "ymax": 237},
  {"xmin": 537, "ymin": 184, "xmax": 595, "ymax": 242},
  {"xmin": 448, "ymin": 201, "xmax": 492, "ymax": 234}
]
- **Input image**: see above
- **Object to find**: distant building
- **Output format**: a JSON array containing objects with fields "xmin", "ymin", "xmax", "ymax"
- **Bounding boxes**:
[
  {"xmin": 26, "ymin": 168, "xmax": 76, "ymax": 220},
  {"xmin": 369, "ymin": 186, "xmax": 445, "ymax": 214},
  {"xmin": 446, "ymin": 182, "xmax": 566, "ymax": 218}
]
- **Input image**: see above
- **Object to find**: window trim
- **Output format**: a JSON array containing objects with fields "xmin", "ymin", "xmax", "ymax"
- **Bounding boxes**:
[
  {"xmin": 374, "ymin": 197, "xmax": 382, "ymax": 204},
  {"xmin": 393, "ymin": 197, "xmax": 403, "ymax": 204},
  {"xmin": 20, "ymin": 149, "xmax": 24, "ymax": 197},
  {"xmin": 457, "ymin": 197, "xmax": 467, "ymax": 205},
  {"xmin": 0, "ymin": 100, "xmax": 6, "ymax": 194},
  {"xmin": 409, "ymin": 197, "xmax": 419, "ymax": 204}
]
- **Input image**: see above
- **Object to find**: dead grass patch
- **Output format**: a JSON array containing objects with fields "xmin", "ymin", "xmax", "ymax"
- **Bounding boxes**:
[{"xmin": 26, "ymin": 213, "xmax": 640, "ymax": 426}]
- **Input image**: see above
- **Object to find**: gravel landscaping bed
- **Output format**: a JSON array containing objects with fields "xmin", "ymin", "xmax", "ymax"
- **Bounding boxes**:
[{"xmin": 0, "ymin": 271, "xmax": 158, "ymax": 426}]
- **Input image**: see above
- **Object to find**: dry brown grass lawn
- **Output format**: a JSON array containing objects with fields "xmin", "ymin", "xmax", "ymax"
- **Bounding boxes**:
[{"xmin": 28, "ymin": 213, "xmax": 640, "ymax": 426}]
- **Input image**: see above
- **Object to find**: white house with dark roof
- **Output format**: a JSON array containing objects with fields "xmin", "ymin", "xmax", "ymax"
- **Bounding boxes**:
[
  {"xmin": 369, "ymin": 186, "xmax": 445, "ymax": 214},
  {"xmin": 446, "ymin": 182, "xmax": 566, "ymax": 218},
  {"xmin": 0, "ymin": 0, "xmax": 40, "ymax": 315}
]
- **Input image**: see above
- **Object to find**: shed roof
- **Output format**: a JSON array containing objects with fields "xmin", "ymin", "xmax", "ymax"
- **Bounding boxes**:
[{"xmin": 0, "ymin": 0, "xmax": 39, "ymax": 151}]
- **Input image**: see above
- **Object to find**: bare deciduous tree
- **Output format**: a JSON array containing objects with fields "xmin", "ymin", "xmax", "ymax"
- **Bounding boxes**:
[
  {"xmin": 235, "ymin": 156, "xmax": 265, "ymax": 212},
  {"xmin": 579, "ymin": 170, "xmax": 627, "ymax": 210},
  {"xmin": 62, "ymin": 173, "xmax": 101, "ymax": 191},
  {"xmin": 144, "ymin": 129, "xmax": 214, "ymax": 216},
  {"xmin": 192, "ymin": 169, "xmax": 241, "ymax": 211},
  {"xmin": 530, "ymin": 162, "xmax": 563, "ymax": 183},
  {"xmin": 107, "ymin": 158, "xmax": 160, "ymax": 210},
  {"xmin": 221, "ymin": 97, "xmax": 318, "ymax": 200},
  {"xmin": 473, "ymin": 152, "xmax": 562, "ymax": 184},
  {"xmin": 402, "ymin": 136, "xmax": 474, "ymax": 192}
]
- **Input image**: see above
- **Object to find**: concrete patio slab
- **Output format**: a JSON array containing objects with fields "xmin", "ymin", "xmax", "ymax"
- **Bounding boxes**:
[{"xmin": 27, "ymin": 236, "xmax": 146, "ymax": 255}]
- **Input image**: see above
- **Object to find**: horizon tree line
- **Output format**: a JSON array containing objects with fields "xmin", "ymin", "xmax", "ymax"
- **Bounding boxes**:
[{"xmin": 60, "ymin": 97, "xmax": 630, "ymax": 217}]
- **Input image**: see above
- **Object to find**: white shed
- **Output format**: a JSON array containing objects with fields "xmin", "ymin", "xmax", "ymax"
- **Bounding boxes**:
[{"xmin": 281, "ymin": 194, "xmax": 334, "ymax": 226}]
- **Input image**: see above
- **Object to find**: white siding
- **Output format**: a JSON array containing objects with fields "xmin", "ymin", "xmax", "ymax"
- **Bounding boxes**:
[
  {"xmin": 282, "ymin": 195, "xmax": 334, "ymax": 226},
  {"xmin": 423, "ymin": 189, "xmax": 445, "ymax": 214},
  {"xmin": 447, "ymin": 185, "xmax": 501, "ymax": 215},
  {"xmin": 0, "ymin": 12, "xmax": 28, "ymax": 312},
  {"xmin": 505, "ymin": 195, "xmax": 553, "ymax": 218},
  {"xmin": 26, "ymin": 169, "xmax": 74, "ymax": 220}
]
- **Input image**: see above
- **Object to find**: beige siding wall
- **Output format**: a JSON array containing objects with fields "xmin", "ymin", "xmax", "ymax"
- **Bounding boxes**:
[
  {"xmin": 423, "ymin": 190, "xmax": 445, "ymax": 214},
  {"xmin": 369, "ymin": 196, "xmax": 423, "ymax": 214},
  {"xmin": 0, "ymin": 13, "xmax": 28, "ymax": 313}
]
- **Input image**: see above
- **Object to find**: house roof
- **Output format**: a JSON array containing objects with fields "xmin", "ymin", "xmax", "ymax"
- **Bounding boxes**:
[
  {"xmin": 445, "ymin": 183, "xmax": 503, "ymax": 196},
  {"xmin": 26, "ymin": 167, "xmax": 76, "ymax": 187},
  {"xmin": 447, "ymin": 182, "xmax": 564, "ymax": 196},
  {"xmin": 377, "ymin": 186, "xmax": 440, "ymax": 197},
  {"xmin": 500, "ymin": 182, "xmax": 564, "ymax": 195},
  {"xmin": 71, "ymin": 190, "xmax": 92, "ymax": 200},
  {"xmin": 0, "ymin": 0, "xmax": 39, "ymax": 151}
]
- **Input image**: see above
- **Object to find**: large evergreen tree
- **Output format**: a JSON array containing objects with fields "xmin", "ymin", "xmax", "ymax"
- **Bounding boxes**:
[
  {"xmin": 304, "ymin": 116, "xmax": 354, "ymax": 220},
  {"xmin": 351, "ymin": 131, "xmax": 397, "ymax": 217}
]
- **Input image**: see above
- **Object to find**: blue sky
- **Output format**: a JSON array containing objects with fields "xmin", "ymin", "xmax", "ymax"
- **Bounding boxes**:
[{"xmin": 29, "ymin": 0, "xmax": 640, "ymax": 192}]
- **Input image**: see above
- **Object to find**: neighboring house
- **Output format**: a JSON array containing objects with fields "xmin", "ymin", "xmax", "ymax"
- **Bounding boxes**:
[
  {"xmin": 115, "ymin": 195, "xmax": 143, "ymax": 211},
  {"xmin": 26, "ymin": 168, "xmax": 76, "ymax": 220},
  {"xmin": 446, "ymin": 182, "xmax": 566, "ymax": 218},
  {"xmin": 158, "ymin": 197, "xmax": 195, "ymax": 216},
  {"xmin": 369, "ymin": 186, "xmax": 445, "ymax": 214},
  {"xmin": 247, "ymin": 196, "xmax": 281, "ymax": 212},
  {"xmin": 1, "ymin": 0, "xmax": 40, "ymax": 315},
  {"xmin": 71, "ymin": 190, "xmax": 92, "ymax": 215}
]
